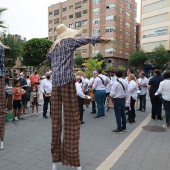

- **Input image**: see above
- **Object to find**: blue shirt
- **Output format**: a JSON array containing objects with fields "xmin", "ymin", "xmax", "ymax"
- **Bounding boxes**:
[
  {"xmin": 46, "ymin": 37, "xmax": 99, "ymax": 87},
  {"xmin": 0, "ymin": 45, "xmax": 6, "ymax": 77}
]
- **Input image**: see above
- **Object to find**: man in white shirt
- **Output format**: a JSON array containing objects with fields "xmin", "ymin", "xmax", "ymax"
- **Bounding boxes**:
[
  {"xmin": 93, "ymin": 69, "xmax": 110, "ymax": 118},
  {"xmin": 40, "ymin": 72, "xmax": 52, "ymax": 119},
  {"xmin": 110, "ymin": 71, "xmax": 117, "ymax": 83},
  {"xmin": 75, "ymin": 76, "xmax": 86, "ymax": 124},
  {"xmin": 137, "ymin": 72, "xmax": 149, "ymax": 112},
  {"xmin": 89, "ymin": 71, "xmax": 98, "ymax": 114},
  {"xmin": 110, "ymin": 70, "xmax": 128, "ymax": 134}
]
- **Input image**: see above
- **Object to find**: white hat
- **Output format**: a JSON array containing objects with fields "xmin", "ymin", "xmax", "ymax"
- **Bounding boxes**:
[{"xmin": 49, "ymin": 24, "xmax": 81, "ymax": 52}]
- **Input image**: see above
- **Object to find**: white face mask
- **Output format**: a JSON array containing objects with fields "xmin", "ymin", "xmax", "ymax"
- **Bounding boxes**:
[{"xmin": 33, "ymin": 89, "xmax": 36, "ymax": 91}]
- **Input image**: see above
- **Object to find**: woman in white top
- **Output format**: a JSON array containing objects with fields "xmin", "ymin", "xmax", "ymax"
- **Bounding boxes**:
[
  {"xmin": 155, "ymin": 71, "xmax": 170, "ymax": 128},
  {"xmin": 126, "ymin": 74, "xmax": 138, "ymax": 123},
  {"xmin": 75, "ymin": 76, "xmax": 86, "ymax": 124}
]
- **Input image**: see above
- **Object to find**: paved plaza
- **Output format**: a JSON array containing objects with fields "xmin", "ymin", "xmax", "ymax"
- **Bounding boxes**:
[{"xmin": 0, "ymin": 100, "xmax": 170, "ymax": 170}]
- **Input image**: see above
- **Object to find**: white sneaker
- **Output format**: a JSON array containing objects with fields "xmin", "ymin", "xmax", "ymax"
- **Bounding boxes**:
[
  {"xmin": 15, "ymin": 117, "xmax": 18, "ymax": 121},
  {"xmin": 35, "ymin": 113, "xmax": 39, "ymax": 116},
  {"xmin": 77, "ymin": 167, "xmax": 82, "ymax": 170},
  {"xmin": 0, "ymin": 141, "xmax": 4, "ymax": 150},
  {"xmin": 31, "ymin": 113, "xmax": 34, "ymax": 116},
  {"xmin": 52, "ymin": 163, "xmax": 57, "ymax": 170},
  {"xmin": 163, "ymin": 124, "xmax": 169, "ymax": 128}
]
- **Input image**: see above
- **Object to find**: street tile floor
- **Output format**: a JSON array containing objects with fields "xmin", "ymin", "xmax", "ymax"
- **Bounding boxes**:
[{"xmin": 0, "ymin": 100, "xmax": 170, "ymax": 170}]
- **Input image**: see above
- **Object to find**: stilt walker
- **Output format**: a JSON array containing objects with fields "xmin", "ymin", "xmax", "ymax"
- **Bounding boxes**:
[
  {"xmin": 45, "ymin": 24, "xmax": 110, "ymax": 170},
  {"xmin": 0, "ymin": 41, "xmax": 10, "ymax": 150}
]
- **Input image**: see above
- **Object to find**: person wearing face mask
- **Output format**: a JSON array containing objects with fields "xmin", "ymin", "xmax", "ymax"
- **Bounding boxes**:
[
  {"xmin": 40, "ymin": 72, "xmax": 52, "ymax": 119},
  {"xmin": 19, "ymin": 72, "xmax": 28, "ymax": 114},
  {"xmin": 30, "ymin": 69, "xmax": 40, "ymax": 88}
]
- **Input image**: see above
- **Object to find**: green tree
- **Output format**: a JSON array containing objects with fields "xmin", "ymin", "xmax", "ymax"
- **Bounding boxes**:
[
  {"xmin": 149, "ymin": 45, "xmax": 170, "ymax": 69},
  {"xmin": 22, "ymin": 38, "xmax": 53, "ymax": 67},
  {"xmin": 128, "ymin": 49, "xmax": 148, "ymax": 70},
  {"xmin": 93, "ymin": 52, "xmax": 106, "ymax": 69},
  {"xmin": 0, "ymin": 34, "xmax": 24, "ymax": 67},
  {"xmin": 118, "ymin": 65, "xmax": 126, "ymax": 71},
  {"xmin": 0, "ymin": 8, "xmax": 7, "ymax": 28},
  {"xmin": 74, "ymin": 55, "xmax": 84, "ymax": 67},
  {"xmin": 82, "ymin": 59, "xmax": 103, "ymax": 79}
]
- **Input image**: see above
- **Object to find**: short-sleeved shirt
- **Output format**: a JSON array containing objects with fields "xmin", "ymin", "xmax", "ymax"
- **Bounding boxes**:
[
  {"xmin": 46, "ymin": 37, "xmax": 99, "ymax": 87},
  {"xmin": 12, "ymin": 87, "xmax": 23, "ymax": 100},
  {"xmin": 148, "ymin": 75, "xmax": 163, "ymax": 98},
  {"xmin": 30, "ymin": 74, "xmax": 40, "ymax": 86}
]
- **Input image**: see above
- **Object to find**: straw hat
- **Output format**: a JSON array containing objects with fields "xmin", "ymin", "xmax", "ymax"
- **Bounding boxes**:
[{"xmin": 49, "ymin": 24, "xmax": 81, "ymax": 51}]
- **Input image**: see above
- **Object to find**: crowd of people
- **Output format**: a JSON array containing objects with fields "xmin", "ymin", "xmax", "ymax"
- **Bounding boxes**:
[{"xmin": 74, "ymin": 68, "xmax": 170, "ymax": 133}]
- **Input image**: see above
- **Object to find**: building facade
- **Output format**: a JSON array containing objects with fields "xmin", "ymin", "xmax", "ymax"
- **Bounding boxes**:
[
  {"xmin": 48, "ymin": 0, "xmax": 137, "ymax": 68},
  {"xmin": 141, "ymin": 0, "xmax": 170, "ymax": 52}
]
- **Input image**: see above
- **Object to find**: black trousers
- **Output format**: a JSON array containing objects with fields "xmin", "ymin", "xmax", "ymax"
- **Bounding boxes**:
[
  {"xmin": 43, "ymin": 95, "xmax": 51, "ymax": 116},
  {"xmin": 128, "ymin": 97, "xmax": 136, "ymax": 121},
  {"xmin": 78, "ymin": 96, "xmax": 84, "ymax": 123},
  {"xmin": 150, "ymin": 96, "xmax": 162, "ymax": 119},
  {"xmin": 91, "ymin": 101, "xmax": 96, "ymax": 113}
]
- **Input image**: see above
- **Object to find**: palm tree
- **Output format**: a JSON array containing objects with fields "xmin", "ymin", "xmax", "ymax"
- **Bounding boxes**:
[{"xmin": 0, "ymin": 8, "xmax": 7, "ymax": 28}]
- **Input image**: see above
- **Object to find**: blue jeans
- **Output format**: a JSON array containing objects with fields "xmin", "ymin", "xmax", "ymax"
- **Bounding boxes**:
[
  {"xmin": 139, "ymin": 94, "xmax": 146, "ymax": 110},
  {"xmin": 114, "ymin": 98, "xmax": 126, "ymax": 130},
  {"xmin": 95, "ymin": 90, "xmax": 106, "ymax": 117},
  {"xmin": 162, "ymin": 99, "xmax": 170, "ymax": 125}
]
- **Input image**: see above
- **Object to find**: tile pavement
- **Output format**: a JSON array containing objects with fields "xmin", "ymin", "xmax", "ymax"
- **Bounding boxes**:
[{"xmin": 0, "ymin": 100, "xmax": 170, "ymax": 170}]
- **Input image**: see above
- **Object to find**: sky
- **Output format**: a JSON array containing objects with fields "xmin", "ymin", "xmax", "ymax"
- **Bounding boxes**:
[{"xmin": 0, "ymin": 0, "xmax": 141, "ymax": 40}]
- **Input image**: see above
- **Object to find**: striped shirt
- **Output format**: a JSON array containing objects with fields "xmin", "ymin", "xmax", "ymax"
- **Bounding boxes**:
[
  {"xmin": 46, "ymin": 37, "xmax": 99, "ymax": 87},
  {"xmin": 0, "ymin": 45, "xmax": 6, "ymax": 77}
]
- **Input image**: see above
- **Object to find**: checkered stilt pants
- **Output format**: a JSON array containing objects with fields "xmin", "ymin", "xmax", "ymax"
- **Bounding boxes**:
[
  {"xmin": 51, "ymin": 81, "xmax": 81, "ymax": 167},
  {"xmin": 0, "ymin": 78, "xmax": 7, "ymax": 141}
]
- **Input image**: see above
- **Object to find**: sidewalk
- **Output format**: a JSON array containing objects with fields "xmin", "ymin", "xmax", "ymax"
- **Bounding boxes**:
[{"xmin": 0, "ymin": 101, "xmax": 170, "ymax": 170}]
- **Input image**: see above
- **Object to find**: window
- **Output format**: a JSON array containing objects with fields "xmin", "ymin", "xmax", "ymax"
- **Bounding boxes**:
[
  {"xmin": 69, "ymin": 14, "xmax": 73, "ymax": 19},
  {"xmin": 93, "ymin": 8, "xmax": 100, "ymax": 15},
  {"xmin": 54, "ymin": 18, "xmax": 59, "ymax": 24},
  {"xmin": 93, "ymin": 18, "xmax": 100, "ymax": 25},
  {"xmin": 120, "ymin": 8, "xmax": 123, "ymax": 14},
  {"xmin": 83, "ymin": 0, "xmax": 88, "ymax": 4},
  {"xmin": 49, "ymin": 11, "xmax": 52, "ymax": 16},
  {"xmin": 125, "ymin": 32, "xmax": 130, "ymax": 37},
  {"xmin": 83, "ymin": 29, "xmax": 87, "ymax": 34},
  {"xmin": 119, "ymin": 40, "xmax": 122, "ymax": 45},
  {"xmin": 125, "ymin": 52, "xmax": 129, "ymax": 56},
  {"xmin": 54, "ymin": 27, "xmax": 56, "ymax": 33},
  {"xmin": 75, "ymin": 50, "xmax": 81, "ymax": 55},
  {"xmin": 82, "ymin": 49, "xmax": 87, "ymax": 53},
  {"xmin": 134, "ymin": 26, "xmax": 136, "ymax": 32},
  {"xmin": 125, "ymin": 42, "xmax": 130, "ymax": 48},
  {"xmin": 63, "ymin": 16, "xmax": 67, "ymax": 20},
  {"xmin": 106, "ymin": 15, "xmax": 116, "ymax": 22},
  {"xmin": 75, "ymin": 21, "xmax": 81, "ymax": 28},
  {"xmin": 82, "ymin": 19, "xmax": 88, "ymax": 25},
  {"xmin": 83, "ymin": 9, "xmax": 87, "ymax": 14},
  {"xmin": 120, "ymin": 19, "xmax": 123, "ymax": 24},
  {"xmin": 125, "ymin": 22, "xmax": 130, "ymax": 29},
  {"xmin": 106, "ymin": 26, "xmax": 116, "ymax": 32},
  {"xmin": 54, "ymin": 9, "xmax": 59, "ymax": 16},
  {"xmin": 54, "ymin": 36, "xmax": 57, "ymax": 41},
  {"xmin": 93, "ymin": 0, "xmax": 99, "ymax": 4},
  {"xmin": 49, "ymin": 20, "xmax": 53, "ymax": 24},
  {"xmin": 105, "ymin": 48, "xmax": 115, "ymax": 54},
  {"xmin": 106, "ymin": 4, "xmax": 116, "ymax": 10},
  {"xmin": 69, "ymin": 5, "xmax": 73, "ymax": 10},
  {"xmin": 126, "ymin": 1, "xmax": 131, "ymax": 9},
  {"xmin": 120, "ymin": 29, "xmax": 122, "ymax": 35},
  {"xmin": 120, "ymin": 0, "xmax": 124, "ymax": 3},
  {"xmin": 134, "ymin": 8, "xmax": 137, "ymax": 14},
  {"xmin": 75, "ymin": 12, "xmax": 81, "ymax": 18},
  {"xmin": 69, "ymin": 24, "xmax": 73, "ymax": 28},
  {"xmin": 75, "ymin": 2, "xmax": 81, "ymax": 9},
  {"xmin": 108, "ymin": 60, "xmax": 112, "ymax": 63},
  {"xmin": 92, "ymin": 50, "xmax": 99, "ymax": 54},
  {"xmin": 63, "ymin": 7, "xmax": 67, "ymax": 12},
  {"xmin": 49, "ymin": 28, "xmax": 53, "ymax": 33},
  {"xmin": 126, "ymin": 12, "xmax": 130, "ymax": 19},
  {"xmin": 93, "ymin": 29, "xmax": 100, "ymax": 34}
]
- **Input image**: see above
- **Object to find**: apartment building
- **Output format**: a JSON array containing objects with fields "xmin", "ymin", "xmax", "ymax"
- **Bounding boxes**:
[
  {"xmin": 141, "ymin": 0, "xmax": 170, "ymax": 52},
  {"xmin": 92, "ymin": 0, "xmax": 137, "ymax": 68},
  {"xmin": 48, "ymin": 0, "xmax": 92, "ymax": 59},
  {"xmin": 48, "ymin": 0, "xmax": 137, "ymax": 68}
]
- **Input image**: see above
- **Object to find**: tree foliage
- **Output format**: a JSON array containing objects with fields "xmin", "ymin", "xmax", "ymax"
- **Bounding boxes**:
[
  {"xmin": 128, "ymin": 49, "xmax": 148, "ymax": 70},
  {"xmin": 0, "ymin": 8, "xmax": 7, "ymax": 28},
  {"xmin": 74, "ymin": 55, "xmax": 84, "ymax": 67},
  {"xmin": 149, "ymin": 45, "xmax": 170, "ymax": 69},
  {"xmin": 82, "ymin": 59, "xmax": 103, "ymax": 79},
  {"xmin": 22, "ymin": 38, "xmax": 53, "ymax": 67},
  {"xmin": 0, "ymin": 34, "xmax": 24, "ymax": 67},
  {"xmin": 93, "ymin": 52, "xmax": 106, "ymax": 69}
]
